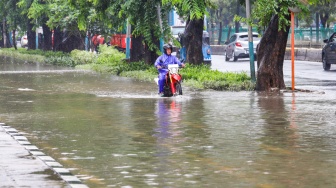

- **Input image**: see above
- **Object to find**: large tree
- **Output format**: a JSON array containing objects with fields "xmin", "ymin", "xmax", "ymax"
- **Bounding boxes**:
[
  {"xmin": 165, "ymin": 0, "xmax": 213, "ymax": 65},
  {"xmin": 34, "ymin": 0, "xmax": 85, "ymax": 52},
  {"xmin": 17, "ymin": 0, "xmax": 37, "ymax": 50},
  {"xmin": 26, "ymin": 0, "xmax": 53, "ymax": 50},
  {"xmin": 1, "ymin": 0, "xmax": 25, "ymax": 49},
  {"xmin": 122, "ymin": 0, "xmax": 170, "ymax": 64},
  {"xmin": 251, "ymin": 0, "xmax": 315, "ymax": 91},
  {"xmin": 67, "ymin": 0, "xmax": 171, "ymax": 64}
]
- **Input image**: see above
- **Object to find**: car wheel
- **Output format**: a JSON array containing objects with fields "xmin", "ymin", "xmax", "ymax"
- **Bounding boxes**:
[
  {"xmin": 233, "ymin": 53, "xmax": 238, "ymax": 62},
  {"xmin": 323, "ymin": 54, "xmax": 331, "ymax": 71},
  {"xmin": 225, "ymin": 51, "xmax": 230, "ymax": 61}
]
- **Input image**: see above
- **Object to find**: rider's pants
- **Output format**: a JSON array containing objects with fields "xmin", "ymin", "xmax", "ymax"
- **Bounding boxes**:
[{"xmin": 158, "ymin": 69, "xmax": 168, "ymax": 93}]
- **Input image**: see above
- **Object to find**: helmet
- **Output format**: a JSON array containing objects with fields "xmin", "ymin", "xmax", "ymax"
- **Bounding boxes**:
[{"xmin": 163, "ymin": 44, "xmax": 173, "ymax": 55}]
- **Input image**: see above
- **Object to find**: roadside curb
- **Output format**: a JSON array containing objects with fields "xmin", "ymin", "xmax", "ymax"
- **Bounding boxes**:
[
  {"xmin": 210, "ymin": 45, "xmax": 322, "ymax": 62},
  {"xmin": 0, "ymin": 122, "xmax": 89, "ymax": 188}
]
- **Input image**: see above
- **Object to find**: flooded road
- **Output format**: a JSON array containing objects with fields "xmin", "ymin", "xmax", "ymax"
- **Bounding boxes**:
[{"xmin": 1, "ymin": 56, "xmax": 336, "ymax": 187}]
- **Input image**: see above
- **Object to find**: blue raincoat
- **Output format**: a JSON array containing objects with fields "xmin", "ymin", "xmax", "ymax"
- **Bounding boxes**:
[{"xmin": 154, "ymin": 54, "xmax": 183, "ymax": 93}]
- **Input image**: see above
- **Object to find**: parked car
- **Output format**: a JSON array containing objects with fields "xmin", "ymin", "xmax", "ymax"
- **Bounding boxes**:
[
  {"xmin": 20, "ymin": 35, "xmax": 28, "ymax": 48},
  {"xmin": 225, "ymin": 32, "xmax": 261, "ymax": 61},
  {"xmin": 322, "ymin": 32, "xmax": 336, "ymax": 70}
]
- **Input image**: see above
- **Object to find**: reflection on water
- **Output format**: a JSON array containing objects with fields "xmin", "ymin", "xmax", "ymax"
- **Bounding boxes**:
[{"xmin": 1, "ymin": 57, "xmax": 336, "ymax": 187}]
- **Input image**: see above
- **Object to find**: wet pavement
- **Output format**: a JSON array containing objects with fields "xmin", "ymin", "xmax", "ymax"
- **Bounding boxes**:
[
  {"xmin": 0, "ymin": 123, "xmax": 88, "ymax": 188},
  {"xmin": 1, "ymin": 55, "xmax": 336, "ymax": 187}
]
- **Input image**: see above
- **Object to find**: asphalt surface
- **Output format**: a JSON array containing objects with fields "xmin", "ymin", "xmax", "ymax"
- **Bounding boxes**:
[{"xmin": 0, "ymin": 123, "xmax": 88, "ymax": 188}]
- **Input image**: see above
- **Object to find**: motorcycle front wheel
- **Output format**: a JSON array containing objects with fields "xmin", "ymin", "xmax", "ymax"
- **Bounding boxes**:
[
  {"xmin": 163, "ymin": 85, "xmax": 173, "ymax": 97},
  {"xmin": 175, "ymin": 82, "xmax": 183, "ymax": 95}
]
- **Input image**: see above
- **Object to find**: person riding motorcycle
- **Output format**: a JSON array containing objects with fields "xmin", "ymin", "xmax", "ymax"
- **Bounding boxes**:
[{"xmin": 154, "ymin": 44, "xmax": 185, "ymax": 96}]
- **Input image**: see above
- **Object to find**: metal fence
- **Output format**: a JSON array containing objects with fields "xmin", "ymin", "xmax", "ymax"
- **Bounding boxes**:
[{"xmin": 209, "ymin": 26, "xmax": 336, "ymax": 48}]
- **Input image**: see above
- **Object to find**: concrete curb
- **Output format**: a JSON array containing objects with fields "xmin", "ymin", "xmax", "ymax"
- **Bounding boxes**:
[
  {"xmin": 0, "ymin": 122, "xmax": 88, "ymax": 188},
  {"xmin": 210, "ymin": 45, "xmax": 322, "ymax": 62}
]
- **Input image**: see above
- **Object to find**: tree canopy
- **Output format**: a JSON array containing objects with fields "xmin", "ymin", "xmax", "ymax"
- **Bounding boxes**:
[{"xmin": 1, "ymin": 0, "xmax": 334, "ymax": 65}]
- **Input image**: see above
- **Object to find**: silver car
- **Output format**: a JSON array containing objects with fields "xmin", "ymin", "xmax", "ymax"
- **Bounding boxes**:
[{"xmin": 225, "ymin": 32, "xmax": 261, "ymax": 61}]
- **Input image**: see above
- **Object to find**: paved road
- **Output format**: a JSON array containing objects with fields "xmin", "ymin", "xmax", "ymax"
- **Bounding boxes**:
[
  {"xmin": 211, "ymin": 55, "xmax": 328, "ymax": 79},
  {"xmin": 211, "ymin": 55, "xmax": 336, "ymax": 92}
]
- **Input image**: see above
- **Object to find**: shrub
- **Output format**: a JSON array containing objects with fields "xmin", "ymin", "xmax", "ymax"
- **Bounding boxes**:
[
  {"xmin": 45, "ymin": 55, "xmax": 76, "ymax": 67},
  {"xmin": 0, "ymin": 47, "xmax": 255, "ymax": 91},
  {"xmin": 70, "ymin": 49, "xmax": 97, "ymax": 65}
]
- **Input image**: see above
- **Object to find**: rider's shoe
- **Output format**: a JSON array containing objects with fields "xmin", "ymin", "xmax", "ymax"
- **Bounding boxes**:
[{"xmin": 158, "ymin": 93, "xmax": 164, "ymax": 97}]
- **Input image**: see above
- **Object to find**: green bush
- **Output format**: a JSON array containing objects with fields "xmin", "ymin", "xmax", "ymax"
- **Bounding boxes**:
[
  {"xmin": 180, "ymin": 65, "xmax": 253, "ymax": 91},
  {"xmin": 0, "ymin": 48, "xmax": 45, "ymax": 63},
  {"xmin": 0, "ymin": 47, "xmax": 255, "ymax": 91},
  {"xmin": 70, "ymin": 49, "xmax": 97, "ymax": 65},
  {"xmin": 45, "ymin": 55, "xmax": 76, "ymax": 67}
]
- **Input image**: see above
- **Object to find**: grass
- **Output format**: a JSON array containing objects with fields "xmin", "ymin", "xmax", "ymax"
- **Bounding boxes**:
[{"xmin": 0, "ymin": 45, "xmax": 255, "ymax": 91}]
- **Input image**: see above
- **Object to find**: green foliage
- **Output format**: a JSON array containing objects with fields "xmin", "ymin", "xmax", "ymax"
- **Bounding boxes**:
[
  {"xmin": 0, "ymin": 48, "xmax": 45, "ymax": 62},
  {"xmin": 164, "ymin": 0, "xmax": 213, "ymax": 21},
  {"xmin": 120, "ymin": 70, "xmax": 158, "ymax": 82},
  {"xmin": 251, "ymin": 0, "xmax": 311, "ymax": 31},
  {"xmin": 45, "ymin": 55, "xmax": 76, "ymax": 67},
  {"xmin": 70, "ymin": 49, "xmax": 97, "ymax": 65},
  {"xmin": 180, "ymin": 64, "xmax": 253, "ymax": 90},
  {"xmin": 95, "ymin": 45, "xmax": 125, "ymax": 66},
  {"xmin": 0, "ymin": 45, "xmax": 254, "ymax": 91},
  {"xmin": 2, "ymin": 48, "xmax": 77, "ymax": 67}
]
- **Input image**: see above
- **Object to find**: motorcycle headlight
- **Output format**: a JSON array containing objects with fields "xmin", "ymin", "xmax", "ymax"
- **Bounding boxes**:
[
  {"xmin": 207, "ymin": 49, "xmax": 211, "ymax": 55},
  {"xmin": 171, "ymin": 67, "xmax": 178, "ymax": 74}
]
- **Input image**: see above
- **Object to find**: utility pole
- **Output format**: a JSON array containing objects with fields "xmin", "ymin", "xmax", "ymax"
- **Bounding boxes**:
[
  {"xmin": 126, "ymin": 19, "xmax": 131, "ymax": 60},
  {"xmin": 157, "ymin": 4, "xmax": 164, "ymax": 52},
  {"xmin": 245, "ymin": 0, "xmax": 256, "ymax": 82},
  {"xmin": 289, "ymin": 6, "xmax": 302, "ymax": 91}
]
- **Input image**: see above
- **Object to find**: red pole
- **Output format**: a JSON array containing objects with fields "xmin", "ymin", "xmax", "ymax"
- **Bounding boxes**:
[{"xmin": 291, "ymin": 11, "xmax": 295, "ymax": 91}]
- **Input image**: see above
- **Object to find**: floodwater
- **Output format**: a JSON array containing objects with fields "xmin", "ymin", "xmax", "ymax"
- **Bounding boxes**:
[{"xmin": 1, "ymin": 56, "xmax": 336, "ymax": 188}]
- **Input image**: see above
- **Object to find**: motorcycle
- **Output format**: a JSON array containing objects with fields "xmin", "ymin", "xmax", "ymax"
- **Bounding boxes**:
[{"xmin": 155, "ymin": 64, "xmax": 183, "ymax": 97}]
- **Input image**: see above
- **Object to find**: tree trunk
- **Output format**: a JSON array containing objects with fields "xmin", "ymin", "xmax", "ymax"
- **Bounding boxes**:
[
  {"xmin": 42, "ymin": 23, "xmax": 52, "ymax": 51},
  {"xmin": 53, "ymin": 27, "xmax": 62, "ymax": 51},
  {"xmin": 54, "ymin": 27, "xmax": 84, "ymax": 53},
  {"xmin": 130, "ymin": 35, "xmax": 145, "ymax": 62},
  {"xmin": 141, "ymin": 30, "xmax": 160, "ymax": 65},
  {"xmin": 235, "ymin": 0, "xmax": 241, "ymax": 33},
  {"xmin": 27, "ymin": 20, "xmax": 36, "ymax": 50},
  {"xmin": 256, "ymin": 14, "xmax": 290, "ymax": 91},
  {"xmin": 217, "ymin": 22, "xmax": 222, "ymax": 45},
  {"xmin": 226, "ymin": 26, "xmax": 232, "ymax": 43},
  {"xmin": 0, "ymin": 24, "xmax": 3, "ymax": 48},
  {"xmin": 2, "ymin": 18, "xmax": 9, "ymax": 48},
  {"xmin": 184, "ymin": 17, "xmax": 203, "ymax": 65},
  {"xmin": 319, "ymin": 12, "xmax": 329, "ymax": 28},
  {"xmin": 144, "ymin": 36, "xmax": 159, "ymax": 65},
  {"xmin": 316, "ymin": 13, "xmax": 320, "ymax": 43},
  {"xmin": 58, "ymin": 29, "xmax": 85, "ymax": 53},
  {"xmin": 12, "ymin": 30, "xmax": 17, "ymax": 50},
  {"xmin": 144, "ymin": 46, "xmax": 158, "ymax": 65}
]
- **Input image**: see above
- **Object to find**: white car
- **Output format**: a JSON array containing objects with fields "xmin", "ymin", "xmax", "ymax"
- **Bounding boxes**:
[
  {"xmin": 20, "ymin": 35, "xmax": 28, "ymax": 48},
  {"xmin": 225, "ymin": 32, "xmax": 261, "ymax": 61}
]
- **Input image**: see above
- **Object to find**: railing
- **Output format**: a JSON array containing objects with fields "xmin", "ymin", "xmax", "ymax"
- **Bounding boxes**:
[{"xmin": 208, "ymin": 26, "xmax": 336, "ymax": 48}]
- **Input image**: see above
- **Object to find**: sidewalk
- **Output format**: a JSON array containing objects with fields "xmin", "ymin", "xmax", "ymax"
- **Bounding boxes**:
[{"xmin": 0, "ymin": 123, "xmax": 88, "ymax": 188}]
